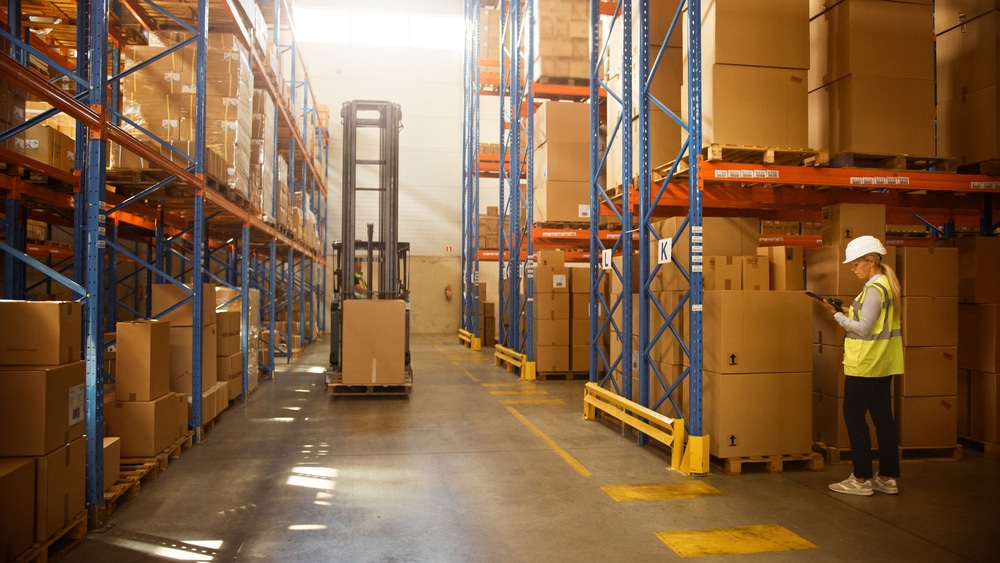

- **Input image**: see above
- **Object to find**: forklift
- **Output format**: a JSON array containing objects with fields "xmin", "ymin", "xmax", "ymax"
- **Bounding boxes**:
[{"xmin": 327, "ymin": 100, "xmax": 412, "ymax": 395}]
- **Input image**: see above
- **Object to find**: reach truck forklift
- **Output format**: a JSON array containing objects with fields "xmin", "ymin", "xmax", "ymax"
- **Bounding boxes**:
[{"xmin": 327, "ymin": 100, "xmax": 412, "ymax": 395}]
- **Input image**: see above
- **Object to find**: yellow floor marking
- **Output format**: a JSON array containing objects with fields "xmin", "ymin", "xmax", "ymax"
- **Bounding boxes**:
[
  {"xmin": 655, "ymin": 524, "xmax": 817, "ymax": 558},
  {"xmin": 601, "ymin": 481, "xmax": 723, "ymax": 503},
  {"xmin": 481, "ymin": 382, "xmax": 532, "ymax": 388},
  {"xmin": 489, "ymin": 390, "xmax": 548, "ymax": 396},
  {"xmin": 505, "ymin": 406, "xmax": 592, "ymax": 477},
  {"xmin": 499, "ymin": 398, "xmax": 564, "ymax": 405},
  {"xmin": 433, "ymin": 343, "xmax": 479, "ymax": 382}
]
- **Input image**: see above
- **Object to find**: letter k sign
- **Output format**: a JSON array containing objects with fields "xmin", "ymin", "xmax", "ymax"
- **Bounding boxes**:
[{"xmin": 658, "ymin": 238, "xmax": 673, "ymax": 264}]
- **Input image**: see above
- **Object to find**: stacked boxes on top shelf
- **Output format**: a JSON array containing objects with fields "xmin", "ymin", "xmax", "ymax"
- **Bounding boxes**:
[
  {"xmin": 0, "ymin": 301, "xmax": 85, "ymax": 552},
  {"xmin": 809, "ymin": 0, "xmax": 936, "ymax": 156},
  {"xmin": 532, "ymin": 251, "xmax": 571, "ymax": 372},
  {"xmin": 685, "ymin": 0, "xmax": 810, "ymax": 150},
  {"xmin": 894, "ymin": 246, "xmax": 960, "ymax": 448},
  {"xmin": 533, "ymin": 0, "xmax": 590, "ymax": 82},
  {"xmin": 533, "ymin": 101, "xmax": 590, "ymax": 224},
  {"xmin": 0, "ymin": 77, "xmax": 27, "ymax": 162},
  {"xmin": 808, "ymin": 203, "xmax": 890, "ymax": 449},
  {"xmin": 936, "ymin": 4, "xmax": 1000, "ymax": 167},
  {"xmin": 251, "ymin": 89, "xmax": 278, "ymax": 223},
  {"xmin": 949, "ymin": 236, "xmax": 1000, "ymax": 450}
]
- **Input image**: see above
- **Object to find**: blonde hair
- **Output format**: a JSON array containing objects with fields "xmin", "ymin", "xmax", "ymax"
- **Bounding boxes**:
[{"xmin": 871, "ymin": 254, "xmax": 901, "ymax": 322}]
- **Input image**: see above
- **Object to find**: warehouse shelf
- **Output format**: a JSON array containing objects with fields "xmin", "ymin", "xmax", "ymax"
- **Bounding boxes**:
[{"xmin": 0, "ymin": 0, "xmax": 328, "ymax": 529}]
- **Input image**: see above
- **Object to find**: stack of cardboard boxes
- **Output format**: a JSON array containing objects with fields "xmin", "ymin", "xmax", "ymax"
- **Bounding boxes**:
[
  {"xmin": 251, "ymin": 89, "xmax": 277, "ymax": 224},
  {"xmin": 685, "ymin": 0, "xmax": 810, "ymax": 149},
  {"xmin": 953, "ymin": 236, "xmax": 1000, "ymax": 449},
  {"xmin": 479, "ymin": 8, "xmax": 502, "ymax": 75},
  {"xmin": 216, "ymin": 287, "xmax": 261, "ymax": 397},
  {"xmin": 569, "ymin": 268, "xmax": 599, "ymax": 373},
  {"xmin": 936, "ymin": 4, "xmax": 1000, "ymax": 166},
  {"xmin": 0, "ymin": 77, "xmax": 27, "ymax": 164},
  {"xmin": 533, "ymin": 251, "xmax": 571, "ymax": 372},
  {"xmin": 603, "ymin": 0, "xmax": 683, "ymax": 189},
  {"xmin": 0, "ymin": 301, "xmax": 85, "ymax": 556},
  {"xmin": 808, "ymin": 203, "xmax": 891, "ymax": 449},
  {"xmin": 533, "ymin": 101, "xmax": 591, "ymax": 224},
  {"xmin": 479, "ymin": 206, "xmax": 499, "ymax": 250},
  {"xmin": 809, "ymin": 0, "xmax": 935, "ymax": 155},
  {"xmin": 153, "ymin": 284, "xmax": 229, "ymax": 426},
  {"xmin": 475, "ymin": 283, "xmax": 497, "ymax": 348},
  {"xmin": 532, "ymin": 0, "xmax": 590, "ymax": 82}
]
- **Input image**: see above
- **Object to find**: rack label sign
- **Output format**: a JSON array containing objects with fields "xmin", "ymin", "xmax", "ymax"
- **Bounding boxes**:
[
  {"xmin": 658, "ymin": 238, "xmax": 673, "ymax": 264},
  {"xmin": 601, "ymin": 249, "xmax": 613, "ymax": 270}
]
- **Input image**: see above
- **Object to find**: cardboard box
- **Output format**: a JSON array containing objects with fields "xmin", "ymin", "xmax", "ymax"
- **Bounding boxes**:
[
  {"xmin": 534, "ymin": 141, "xmax": 589, "ymax": 186},
  {"xmin": 152, "ymin": 283, "xmax": 217, "ymax": 327},
  {"xmin": 806, "ymin": 245, "xmax": 863, "ymax": 296},
  {"xmin": 216, "ymin": 352, "xmax": 242, "ymax": 380},
  {"xmin": 228, "ymin": 373, "xmax": 244, "ymax": 401},
  {"xmin": 812, "ymin": 343, "xmax": 846, "ymax": 397},
  {"xmin": 704, "ymin": 370, "xmax": 812, "ymax": 458},
  {"xmin": 935, "ymin": 10, "xmax": 1000, "ymax": 98},
  {"xmin": 820, "ymin": 204, "xmax": 886, "ymax": 247},
  {"xmin": 0, "ymin": 458, "xmax": 35, "ymax": 559},
  {"xmin": 169, "ymin": 325, "xmax": 218, "ymax": 394},
  {"xmin": 657, "ymin": 216, "xmax": 761, "ymax": 290},
  {"xmin": 896, "ymin": 247, "xmax": 959, "ymax": 298},
  {"xmin": 952, "ymin": 236, "xmax": 1000, "ymax": 304},
  {"xmin": 0, "ymin": 300, "xmax": 81, "ymax": 365},
  {"xmin": 969, "ymin": 371, "xmax": 1000, "ymax": 443},
  {"xmin": 342, "ymin": 300, "xmax": 406, "ymax": 384},
  {"xmin": 571, "ymin": 319, "xmax": 591, "ymax": 346},
  {"xmin": 958, "ymin": 304, "xmax": 1000, "ymax": 373},
  {"xmin": 937, "ymin": 84, "xmax": 1000, "ymax": 166},
  {"xmin": 812, "ymin": 296, "xmax": 853, "ymax": 346},
  {"xmin": 703, "ymin": 256, "xmax": 742, "ymax": 290},
  {"xmin": 809, "ymin": 0, "xmax": 934, "ymax": 89},
  {"xmin": 902, "ymin": 297, "xmax": 959, "ymax": 347},
  {"xmin": 536, "ymin": 345, "xmax": 569, "ymax": 373},
  {"xmin": 762, "ymin": 246, "xmax": 804, "ymax": 291},
  {"xmin": 958, "ymin": 368, "xmax": 971, "ymax": 437},
  {"xmin": 103, "ymin": 437, "xmax": 121, "ymax": 492},
  {"xmin": 30, "ymin": 437, "xmax": 85, "ymax": 541},
  {"xmin": 703, "ymin": 291, "xmax": 812, "ymax": 374},
  {"xmin": 533, "ymin": 292, "xmax": 570, "ymax": 320},
  {"xmin": 105, "ymin": 393, "xmax": 180, "ymax": 457},
  {"xmin": 808, "ymin": 74, "xmax": 935, "ymax": 155},
  {"xmin": 0, "ymin": 362, "xmax": 85, "ymax": 457},
  {"xmin": 534, "ymin": 101, "xmax": 589, "ymax": 149},
  {"xmin": 696, "ymin": 0, "xmax": 809, "ymax": 70},
  {"xmin": 741, "ymin": 256, "xmax": 769, "ymax": 291},
  {"xmin": 934, "ymin": 0, "xmax": 999, "ymax": 33},
  {"xmin": 116, "ymin": 320, "xmax": 172, "ymax": 402},
  {"xmin": 570, "ymin": 344, "xmax": 590, "ymax": 372},
  {"xmin": 216, "ymin": 310, "xmax": 242, "ymax": 356},
  {"xmin": 571, "ymin": 293, "xmax": 591, "ymax": 318},
  {"xmin": 534, "ymin": 265, "xmax": 569, "ymax": 293},
  {"xmin": 570, "ymin": 267, "xmax": 598, "ymax": 294},
  {"xmin": 536, "ymin": 319, "xmax": 570, "ymax": 347},
  {"xmin": 895, "ymin": 395, "xmax": 959, "ymax": 447},
  {"xmin": 897, "ymin": 347, "xmax": 958, "ymax": 397},
  {"xmin": 812, "ymin": 391, "xmax": 880, "ymax": 449},
  {"xmin": 534, "ymin": 181, "xmax": 590, "ymax": 223}
]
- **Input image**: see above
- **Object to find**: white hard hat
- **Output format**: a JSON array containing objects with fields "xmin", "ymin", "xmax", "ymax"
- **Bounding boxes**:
[{"xmin": 843, "ymin": 235, "xmax": 887, "ymax": 263}]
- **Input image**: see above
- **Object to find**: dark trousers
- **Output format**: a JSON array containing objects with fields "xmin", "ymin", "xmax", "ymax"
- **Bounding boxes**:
[{"xmin": 843, "ymin": 375, "xmax": 900, "ymax": 479}]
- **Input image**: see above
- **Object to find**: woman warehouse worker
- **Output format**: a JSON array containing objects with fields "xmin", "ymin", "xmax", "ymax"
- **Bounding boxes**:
[{"xmin": 820, "ymin": 235, "xmax": 902, "ymax": 496}]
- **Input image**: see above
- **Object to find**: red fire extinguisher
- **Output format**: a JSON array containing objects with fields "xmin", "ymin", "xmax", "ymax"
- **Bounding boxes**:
[{"xmin": 445, "ymin": 285, "xmax": 453, "ymax": 301}]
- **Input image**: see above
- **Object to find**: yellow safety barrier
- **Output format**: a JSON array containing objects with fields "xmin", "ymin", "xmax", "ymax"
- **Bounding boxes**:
[
  {"xmin": 457, "ymin": 329, "xmax": 481, "ymax": 351},
  {"xmin": 493, "ymin": 344, "xmax": 535, "ymax": 380},
  {"xmin": 583, "ymin": 382, "xmax": 708, "ymax": 475}
]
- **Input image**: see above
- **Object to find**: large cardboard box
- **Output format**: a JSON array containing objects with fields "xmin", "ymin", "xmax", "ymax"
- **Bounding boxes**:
[
  {"xmin": 902, "ymin": 297, "xmax": 959, "ymax": 347},
  {"xmin": 958, "ymin": 304, "xmax": 1000, "ymax": 373},
  {"xmin": 898, "ymin": 347, "xmax": 958, "ymax": 397},
  {"xmin": 536, "ymin": 319, "xmax": 570, "ymax": 347},
  {"xmin": 536, "ymin": 345, "xmax": 569, "ymax": 373},
  {"xmin": 702, "ymin": 256, "xmax": 742, "ymax": 291},
  {"xmin": 571, "ymin": 318, "xmax": 591, "ymax": 346},
  {"xmin": 534, "ymin": 265, "xmax": 569, "ymax": 293},
  {"xmin": 812, "ymin": 391, "xmax": 880, "ymax": 449},
  {"xmin": 216, "ymin": 310, "xmax": 242, "ymax": 356},
  {"xmin": 806, "ymin": 245, "xmax": 863, "ymax": 297},
  {"xmin": 534, "ymin": 141, "xmax": 589, "ymax": 186},
  {"xmin": 0, "ymin": 458, "xmax": 35, "ymax": 559},
  {"xmin": 31, "ymin": 437, "xmax": 85, "ymax": 541},
  {"xmin": 895, "ymin": 395, "xmax": 959, "ymax": 447},
  {"xmin": 808, "ymin": 0, "xmax": 934, "ymax": 89},
  {"xmin": 570, "ymin": 344, "xmax": 591, "ymax": 372},
  {"xmin": 969, "ymin": 371, "xmax": 1000, "ymax": 443},
  {"xmin": 534, "ymin": 181, "xmax": 590, "ymax": 223},
  {"xmin": 0, "ymin": 300, "xmax": 81, "ymax": 365},
  {"xmin": 808, "ymin": 73, "xmax": 936, "ymax": 155},
  {"xmin": 812, "ymin": 296, "xmax": 853, "ymax": 346},
  {"xmin": 342, "ymin": 300, "xmax": 406, "ymax": 384},
  {"xmin": 820, "ymin": 203, "xmax": 886, "ymax": 247},
  {"xmin": 534, "ymin": 101, "xmax": 589, "ymax": 149},
  {"xmin": 657, "ymin": 216, "xmax": 761, "ymax": 290},
  {"xmin": 152, "ymin": 283, "xmax": 217, "ymax": 327},
  {"xmin": 935, "ymin": 10, "xmax": 1000, "ymax": 100},
  {"xmin": 761, "ymin": 245, "xmax": 804, "ymax": 291},
  {"xmin": 103, "ymin": 437, "xmax": 121, "ymax": 492},
  {"xmin": 741, "ymin": 256, "xmax": 769, "ymax": 291},
  {"xmin": 105, "ymin": 392, "xmax": 180, "ymax": 457},
  {"xmin": 169, "ymin": 324, "xmax": 218, "ymax": 394},
  {"xmin": 952, "ymin": 236, "xmax": 1000, "ymax": 304},
  {"xmin": 0, "ymin": 362, "xmax": 85, "ymax": 457},
  {"xmin": 692, "ymin": 64, "xmax": 809, "ymax": 149},
  {"xmin": 116, "ymin": 320, "xmax": 172, "ymax": 402},
  {"xmin": 705, "ymin": 370, "xmax": 812, "ymax": 458},
  {"xmin": 216, "ymin": 353, "xmax": 242, "ymax": 380},
  {"xmin": 896, "ymin": 247, "xmax": 959, "ymax": 298},
  {"xmin": 696, "ymin": 0, "xmax": 809, "ymax": 70},
  {"xmin": 533, "ymin": 292, "xmax": 570, "ymax": 320},
  {"xmin": 812, "ymin": 343, "xmax": 846, "ymax": 397},
  {"xmin": 703, "ymin": 291, "xmax": 812, "ymax": 374},
  {"xmin": 934, "ymin": 0, "xmax": 1000, "ymax": 33}
]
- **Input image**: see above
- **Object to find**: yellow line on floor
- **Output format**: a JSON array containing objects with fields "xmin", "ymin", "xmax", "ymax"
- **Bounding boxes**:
[
  {"xmin": 481, "ymin": 382, "xmax": 531, "ymax": 388},
  {"xmin": 498, "ymin": 399, "xmax": 564, "ymax": 405},
  {"xmin": 601, "ymin": 481, "xmax": 723, "ymax": 502},
  {"xmin": 655, "ymin": 524, "xmax": 817, "ymax": 558},
  {"xmin": 489, "ymin": 390, "xmax": 548, "ymax": 396},
  {"xmin": 505, "ymin": 406, "xmax": 592, "ymax": 477},
  {"xmin": 433, "ymin": 343, "xmax": 479, "ymax": 382}
]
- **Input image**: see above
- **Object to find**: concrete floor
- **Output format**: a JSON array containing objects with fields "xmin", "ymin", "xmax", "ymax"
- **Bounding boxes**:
[{"xmin": 58, "ymin": 334, "xmax": 997, "ymax": 562}]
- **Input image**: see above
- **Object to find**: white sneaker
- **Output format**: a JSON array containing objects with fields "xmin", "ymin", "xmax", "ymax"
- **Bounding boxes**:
[
  {"xmin": 872, "ymin": 472, "xmax": 899, "ymax": 495},
  {"xmin": 828, "ymin": 474, "xmax": 874, "ymax": 496}
]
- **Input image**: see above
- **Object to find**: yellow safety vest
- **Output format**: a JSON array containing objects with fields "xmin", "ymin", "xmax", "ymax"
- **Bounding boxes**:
[
  {"xmin": 843, "ymin": 275, "xmax": 903, "ymax": 377},
  {"xmin": 354, "ymin": 271, "xmax": 368, "ymax": 298}
]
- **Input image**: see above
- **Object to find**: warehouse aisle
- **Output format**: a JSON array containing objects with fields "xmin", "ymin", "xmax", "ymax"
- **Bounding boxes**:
[{"xmin": 58, "ymin": 334, "xmax": 997, "ymax": 562}]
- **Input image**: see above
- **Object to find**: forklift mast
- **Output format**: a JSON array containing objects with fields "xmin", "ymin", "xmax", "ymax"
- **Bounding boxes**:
[{"xmin": 330, "ymin": 100, "xmax": 410, "ymax": 368}]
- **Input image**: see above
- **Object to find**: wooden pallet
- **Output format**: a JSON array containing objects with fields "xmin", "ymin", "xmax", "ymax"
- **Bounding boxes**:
[
  {"xmin": 831, "ymin": 152, "xmax": 957, "ymax": 172},
  {"xmin": 716, "ymin": 452, "xmax": 825, "ymax": 476},
  {"xmin": 536, "ymin": 371, "xmax": 589, "ymax": 381},
  {"xmin": 813, "ymin": 442, "xmax": 963, "ymax": 464},
  {"xmin": 813, "ymin": 442, "xmax": 874, "ymax": 465},
  {"xmin": 532, "ymin": 221, "xmax": 590, "ymax": 230},
  {"xmin": 14, "ymin": 509, "xmax": 88, "ymax": 563},
  {"xmin": 651, "ymin": 145, "xmax": 829, "ymax": 183},
  {"xmin": 535, "ymin": 75, "xmax": 590, "ymax": 87},
  {"xmin": 957, "ymin": 158, "xmax": 1000, "ymax": 176},
  {"xmin": 958, "ymin": 437, "xmax": 1000, "ymax": 460},
  {"xmin": 119, "ymin": 431, "xmax": 194, "ymax": 478},
  {"xmin": 103, "ymin": 476, "xmax": 141, "ymax": 518},
  {"xmin": 327, "ymin": 370, "xmax": 413, "ymax": 397}
]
